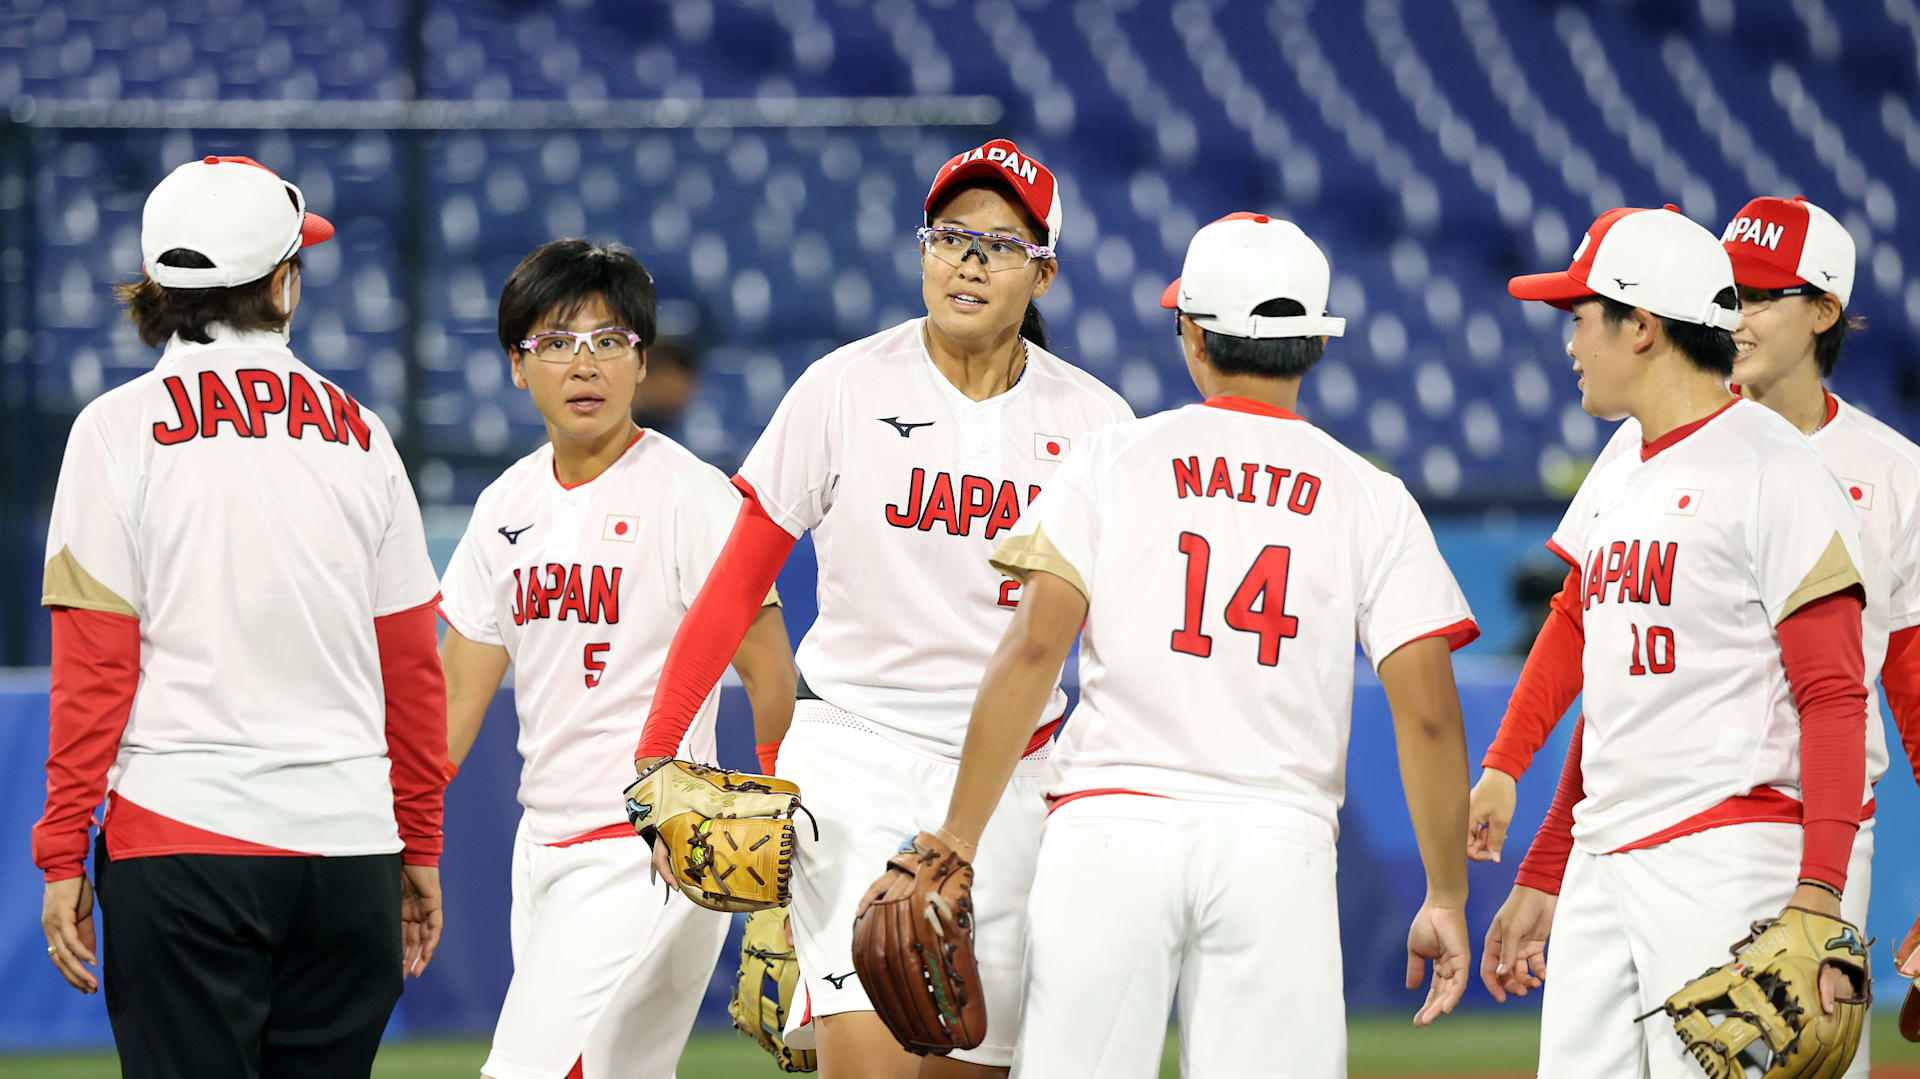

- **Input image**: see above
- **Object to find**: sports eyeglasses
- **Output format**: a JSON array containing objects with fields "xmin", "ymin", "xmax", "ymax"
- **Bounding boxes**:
[
  {"xmin": 1172, "ymin": 309, "xmax": 1217, "ymax": 336},
  {"xmin": 518, "ymin": 327, "xmax": 643, "ymax": 363},
  {"xmin": 1736, "ymin": 284, "xmax": 1821, "ymax": 314},
  {"xmin": 917, "ymin": 226, "xmax": 1054, "ymax": 272}
]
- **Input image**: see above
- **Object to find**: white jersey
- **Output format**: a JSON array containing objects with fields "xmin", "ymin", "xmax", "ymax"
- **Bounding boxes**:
[
  {"xmin": 990, "ymin": 396, "xmax": 1478, "ymax": 824},
  {"xmin": 1596, "ymin": 392, "xmax": 1920, "ymax": 802},
  {"xmin": 440, "ymin": 431, "xmax": 756, "ymax": 845},
  {"xmin": 41, "ymin": 328, "xmax": 439, "ymax": 855},
  {"xmin": 738, "ymin": 318, "xmax": 1133, "ymax": 755},
  {"xmin": 1548, "ymin": 399, "xmax": 1867, "ymax": 852}
]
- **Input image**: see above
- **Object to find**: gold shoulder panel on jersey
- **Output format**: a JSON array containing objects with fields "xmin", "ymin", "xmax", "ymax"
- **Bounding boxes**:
[
  {"xmin": 41, "ymin": 545, "xmax": 136, "ymax": 617},
  {"xmin": 989, "ymin": 524, "xmax": 1089, "ymax": 602},
  {"xmin": 1777, "ymin": 530, "xmax": 1864, "ymax": 625}
]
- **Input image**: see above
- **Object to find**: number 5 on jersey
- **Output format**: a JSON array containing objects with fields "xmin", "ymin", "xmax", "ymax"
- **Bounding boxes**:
[
  {"xmin": 584, "ymin": 642, "xmax": 609, "ymax": 688},
  {"xmin": 1169, "ymin": 532, "xmax": 1301, "ymax": 666}
]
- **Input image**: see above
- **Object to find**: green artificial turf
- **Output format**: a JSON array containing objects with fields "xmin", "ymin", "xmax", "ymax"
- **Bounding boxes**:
[{"xmin": 5, "ymin": 1013, "xmax": 1919, "ymax": 1077}]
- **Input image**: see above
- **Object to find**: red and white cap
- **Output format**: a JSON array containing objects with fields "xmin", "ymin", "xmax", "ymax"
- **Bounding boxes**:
[
  {"xmin": 142, "ymin": 156, "xmax": 334, "ymax": 289},
  {"xmin": 1158, "ymin": 212, "xmax": 1346, "ymax": 339},
  {"xmin": 1509, "ymin": 205, "xmax": 1741, "ymax": 331},
  {"xmin": 1721, "ymin": 196, "xmax": 1854, "ymax": 307},
  {"xmin": 924, "ymin": 138, "xmax": 1063, "ymax": 251}
]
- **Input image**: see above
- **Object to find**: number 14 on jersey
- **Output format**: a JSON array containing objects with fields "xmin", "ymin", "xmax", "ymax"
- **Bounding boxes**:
[{"xmin": 1170, "ymin": 532, "xmax": 1300, "ymax": 666}]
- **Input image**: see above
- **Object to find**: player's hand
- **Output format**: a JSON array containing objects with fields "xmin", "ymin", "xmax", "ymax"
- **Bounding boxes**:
[
  {"xmin": 41, "ymin": 874, "xmax": 99, "ymax": 994},
  {"xmin": 648, "ymin": 837, "xmax": 679, "ymax": 890},
  {"xmin": 1481, "ymin": 884, "xmax": 1555, "ymax": 1003},
  {"xmin": 1405, "ymin": 899, "xmax": 1470, "ymax": 1026},
  {"xmin": 400, "ymin": 864, "xmax": 443, "ymax": 978},
  {"xmin": 1467, "ymin": 768, "xmax": 1517, "ymax": 863},
  {"xmin": 1786, "ymin": 884, "xmax": 1851, "ymax": 1014},
  {"xmin": 855, "ymin": 864, "xmax": 908, "ymax": 920}
]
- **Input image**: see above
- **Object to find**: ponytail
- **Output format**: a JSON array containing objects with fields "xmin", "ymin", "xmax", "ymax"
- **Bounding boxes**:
[{"xmin": 1019, "ymin": 302, "xmax": 1049, "ymax": 351}]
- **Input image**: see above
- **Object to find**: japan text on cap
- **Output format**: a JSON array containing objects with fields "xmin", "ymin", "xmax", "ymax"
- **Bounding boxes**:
[
  {"xmin": 1159, "ymin": 212, "xmax": 1347, "ymax": 340},
  {"xmin": 924, "ymin": 139, "xmax": 1063, "ymax": 251},
  {"xmin": 1722, "ymin": 196, "xmax": 1855, "ymax": 308},
  {"xmin": 1509, "ymin": 205, "xmax": 1742, "ymax": 331},
  {"xmin": 141, "ymin": 156, "xmax": 334, "ymax": 289}
]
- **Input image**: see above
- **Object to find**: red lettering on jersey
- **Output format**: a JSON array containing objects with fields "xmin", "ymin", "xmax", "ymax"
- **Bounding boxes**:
[
  {"xmin": 958, "ymin": 475, "xmax": 995, "ymax": 534},
  {"xmin": 1602, "ymin": 541, "xmax": 1627, "ymax": 593},
  {"xmin": 1287, "ymin": 473, "xmax": 1320, "ymax": 515},
  {"xmin": 917, "ymin": 473, "xmax": 961, "ymax": 534},
  {"xmin": 235, "ymin": 369, "xmax": 286, "ymax": 440},
  {"xmin": 885, "ymin": 468, "xmax": 925, "ymax": 528},
  {"xmin": 511, "ymin": 567, "xmax": 526, "ymax": 626},
  {"xmin": 199, "ymin": 370, "xmax": 251, "ymax": 438},
  {"xmin": 534, "ymin": 563, "xmax": 562, "ymax": 620},
  {"xmin": 1642, "ymin": 541, "xmax": 1676, "ymax": 606},
  {"xmin": 588, "ymin": 566, "xmax": 621, "ymax": 624},
  {"xmin": 557, "ymin": 564, "xmax": 589, "ymax": 621},
  {"xmin": 1027, "ymin": 484, "xmax": 1041, "ymax": 506},
  {"xmin": 1174, "ymin": 456, "xmax": 1204, "ymax": 498},
  {"xmin": 1584, "ymin": 547, "xmax": 1606, "ymax": 609},
  {"xmin": 153, "ymin": 376, "xmax": 199, "ymax": 445},
  {"xmin": 285, "ymin": 372, "xmax": 338, "ymax": 442},
  {"xmin": 1205, "ymin": 457, "xmax": 1235, "ymax": 498},
  {"xmin": 984, "ymin": 480, "xmax": 1021, "ymax": 539},
  {"xmin": 1236, "ymin": 463, "xmax": 1259, "ymax": 503},
  {"xmin": 323, "ymin": 383, "xmax": 372, "ymax": 451},
  {"xmin": 1264, "ymin": 466, "xmax": 1292, "ymax": 507},
  {"xmin": 1614, "ymin": 540, "xmax": 1642, "ymax": 603}
]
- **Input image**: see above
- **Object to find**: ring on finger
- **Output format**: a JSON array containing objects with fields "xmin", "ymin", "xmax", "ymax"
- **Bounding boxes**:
[{"xmin": 46, "ymin": 945, "xmax": 57, "ymax": 957}]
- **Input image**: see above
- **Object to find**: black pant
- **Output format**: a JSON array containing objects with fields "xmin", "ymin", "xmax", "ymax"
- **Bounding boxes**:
[{"xmin": 95, "ymin": 834, "xmax": 404, "ymax": 1079}]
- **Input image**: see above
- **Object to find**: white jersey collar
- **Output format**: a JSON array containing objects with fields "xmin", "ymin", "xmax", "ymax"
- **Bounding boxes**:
[{"xmin": 160, "ymin": 325, "xmax": 297, "ymax": 364}]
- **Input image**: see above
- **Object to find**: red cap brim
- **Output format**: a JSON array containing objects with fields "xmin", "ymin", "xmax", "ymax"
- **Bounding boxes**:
[
  {"xmin": 1159, "ymin": 277, "xmax": 1181, "ymax": 309},
  {"xmin": 925, "ymin": 160, "xmax": 1053, "ymax": 243},
  {"xmin": 1508, "ymin": 270, "xmax": 1590, "ymax": 310},
  {"xmin": 1725, "ymin": 248, "xmax": 1803, "ymax": 290},
  {"xmin": 300, "ymin": 212, "xmax": 334, "ymax": 247}
]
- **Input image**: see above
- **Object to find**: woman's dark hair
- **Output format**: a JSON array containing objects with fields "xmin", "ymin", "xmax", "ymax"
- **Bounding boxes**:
[
  {"xmin": 497, "ymin": 238, "xmax": 658, "ymax": 354},
  {"xmin": 114, "ymin": 251, "xmax": 301, "ymax": 349},
  {"xmin": 1597, "ymin": 289, "xmax": 1738, "ymax": 377},
  {"xmin": 927, "ymin": 179, "xmax": 1052, "ymax": 351},
  {"xmin": 1814, "ymin": 308, "xmax": 1864, "ymax": 378},
  {"xmin": 1200, "ymin": 299, "xmax": 1325, "ymax": 379}
]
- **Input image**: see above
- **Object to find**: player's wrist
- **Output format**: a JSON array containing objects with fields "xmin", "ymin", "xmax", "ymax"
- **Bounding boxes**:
[{"xmin": 934, "ymin": 825, "xmax": 978, "ymax": 863}]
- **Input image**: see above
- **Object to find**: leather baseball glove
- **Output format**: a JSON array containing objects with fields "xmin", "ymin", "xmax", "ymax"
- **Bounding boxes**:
[
  {"xmin": 623, "ymin": 758, "xmax": 807, "ymax": 913},
  {"xmin": 728, "ymin": 906, "xmax": 816, "ymax": 1072},
  {"xmin": 850, "ymin": 831, "xmax": 986, "ymax": 1056},
  {"xmin": 1644, "ymin": 906, "xmax": 1870, "ymax": 1078},
  {"xmin": 1896, "ymin": 910, "xmax": 1920, "ymax": 1042}
]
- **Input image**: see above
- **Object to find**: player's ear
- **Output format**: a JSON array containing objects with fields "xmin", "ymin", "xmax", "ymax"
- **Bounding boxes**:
[
  {"xmin": 634, "ymin": 348, "xmax": 648, "ymax": 384},
  {"xmin": 1810, "ymin": 292, "xmax": 1842, "ymax": 335},
  {"xmin": 508, "ymin": 349, "xmax": 529, "ymax": 389},
  {"xmin": 1631, "ymin": 307, "xmax": 1659, "ymax": 355},
  {"xmin": 1029, "ymin": 258, "xmax": 1056, "ymax": 300}
]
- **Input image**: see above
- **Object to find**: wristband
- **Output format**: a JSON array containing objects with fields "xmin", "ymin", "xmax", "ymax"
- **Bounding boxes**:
[{"xmin": 1797, "ymin": 877, "xmax": 1844, "ymax": 901}]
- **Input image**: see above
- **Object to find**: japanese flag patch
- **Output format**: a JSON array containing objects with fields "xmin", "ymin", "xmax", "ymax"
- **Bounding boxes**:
[
  {"xmin": 1666, "ymin": 488, "xmax": 1703, "ymax": 517},
  {"xmin": 603, "ymin": 514, "xmax": 638, "ymax": 541},
  {"xmin": 1842, "ymin": 479, "xmax": 1874, "ymax": 510},
  {"xmin": 1034, "ymin": 434, "xmax": 1069, "ymax": 462}
]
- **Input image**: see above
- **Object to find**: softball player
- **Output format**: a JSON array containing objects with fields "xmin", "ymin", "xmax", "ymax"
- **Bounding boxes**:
[
  {"xmin": 32, "ymin": 156, "xmax": 446, "ymax": 1077},
  {"xmin": 635, "ymin": 138, "xmax": 1133, "ymax": 1077},
  {"xmin": 922, "ymin": 212, "xmax": 1478, "ymax": 1078},
  {"xmin": 1471, "ymin": 197, "xmax": 1919, "ymax": 1079},
  {"xmin": 438, "ymin": 240, "xmax": 794, "ymax": 1079},
  {"xmin": 1488, "ymin": 206, "xmax": 1872, "ymax": 1078}
]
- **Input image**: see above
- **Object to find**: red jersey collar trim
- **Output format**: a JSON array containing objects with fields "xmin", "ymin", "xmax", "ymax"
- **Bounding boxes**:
[
  {"xmin": 1204, "ymin": 395, "xmax": 1305, "ymax": 421},
  {"xmin": 552, "ymin": 428, "xmax": 645, "ymax": 490},
  {"xmin": 1640, "ymin": 399, "xmax": 1737, "ymax": 461},
  {"xmin": 1823, "ymin": 390, "xmax": 1839, "ymax": 426}
]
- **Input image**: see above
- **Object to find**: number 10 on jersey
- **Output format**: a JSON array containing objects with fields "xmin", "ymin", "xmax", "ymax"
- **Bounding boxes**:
[{"xmin": 1170, "ymin": 532, "xmax": 1300, "ymax": 666}]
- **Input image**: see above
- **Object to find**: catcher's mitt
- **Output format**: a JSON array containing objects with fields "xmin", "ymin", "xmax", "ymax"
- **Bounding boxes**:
[
  {"xmin": 850, "ymin": 831, "xmax": 986, "ymax": 1056},
  {"xmin": 1643, "ymin": 906, "xmax": 1870, "ymax": 1079},
  {"xmin": 1896, "ymin": 911, "xmax": 1920, "ymax": 1042},
  {"xmin": 729, "ymin": 907, "xmax": 816, "ymax": 1073},
  {"xmin": 623, "ymin": 758, "xmax": 808, "ymax": 913}
]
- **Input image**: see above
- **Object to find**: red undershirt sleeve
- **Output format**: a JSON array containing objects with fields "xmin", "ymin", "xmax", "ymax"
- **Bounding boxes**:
[
  {"xmin": 637, "ymin": 481, "xmax": 796, "ymax": 761},
  {"xmin": 1482, "ymin": 567, "xmax": 1585, "ymax": 779},
  {"xmin": 1778, "ymin": 589, "xmax": 1868, "ymax": 891},
  {"xmin": 376, "ymin": 599, "xmax": 448, "ymax": 867},
  {"xmin": 1513, "ymin": 715, "xmax": 1583, "ymax": 895},
  {"xmin": 34, "ymin": 607, "xmax": 140, "ymax": 882},
  {"xmin": 1883, "ymin": 625, "xmax": 1920, "ymax": 782}
]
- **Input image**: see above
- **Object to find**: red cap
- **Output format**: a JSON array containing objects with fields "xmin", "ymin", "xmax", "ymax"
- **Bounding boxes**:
[
  {"xmin": 923, "ymin": 139, "xmax": 1063, "ymax": 250},
  {"xmin": 1720, "ymin": 196, "xmax": 1854, "ymax": 306},
  {"xmin": 1507, "ymin": 206, "xmax": 1643, "ymax": 309}
]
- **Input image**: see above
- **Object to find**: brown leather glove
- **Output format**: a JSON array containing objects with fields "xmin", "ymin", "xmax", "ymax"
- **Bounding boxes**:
[{"xmin": 850, "ymin": 831, "xmax": 987, "ymax": 1056}]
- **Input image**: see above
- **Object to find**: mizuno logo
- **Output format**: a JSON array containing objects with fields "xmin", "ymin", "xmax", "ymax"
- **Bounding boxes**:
[
  {"xmin": 824, "ymin": 971, "xmax": 857, "ymax": 989},
  {"xmin": 499, "ymin": 524, "xmax": 534, "ymax": 544},
  {"xmin": 1821, "ymin": 271, "xmax": 1838, "ymax": 282},
  {"xmin": 879, "ymin": 417, "xmax": 936, "ymax": 438},
  {"xmin": 1613, "ymin": 278, "xmax": 1638, "ymax": 289}
]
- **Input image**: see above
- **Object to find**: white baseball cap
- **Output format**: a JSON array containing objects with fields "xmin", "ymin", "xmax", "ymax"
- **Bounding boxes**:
[
  {"xmin": 142, "ymin": 156, "xmax": 334, "ymax": 289},
  {"xmin": 1159, "ymin": 212, "xmax": 1346, "ymax": 339},
  {"xmin": 1509, "ymin": 205, "xmax": 1741, "ymax": 331},
  {"xmin": 1721, "ymin": 196, "xmax": 1855, "ymax": 307}
]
